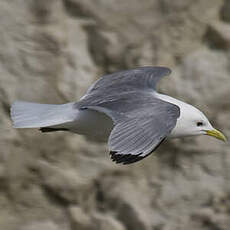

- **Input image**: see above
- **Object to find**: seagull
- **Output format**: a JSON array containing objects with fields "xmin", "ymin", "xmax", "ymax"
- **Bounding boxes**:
[{"xmin": 10, "ymin": 66, "xmax": 226, "ymax": 164}]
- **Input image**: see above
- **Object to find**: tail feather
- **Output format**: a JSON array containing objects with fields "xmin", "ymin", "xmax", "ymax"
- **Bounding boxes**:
[{"xmin": 10, "ymin": 101, "xmax": 76, "ymax": 128}]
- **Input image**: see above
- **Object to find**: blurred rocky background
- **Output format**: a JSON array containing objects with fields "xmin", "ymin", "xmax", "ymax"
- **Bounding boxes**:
[{"xmin": 0, "ymin": 0, "xmax": 230, "ymax": 229}]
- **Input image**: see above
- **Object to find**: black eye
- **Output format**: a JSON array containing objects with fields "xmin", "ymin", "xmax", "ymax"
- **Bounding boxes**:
[{"xmin": 197, "ymin": 122, "xmax": 203, "ymax": 127}]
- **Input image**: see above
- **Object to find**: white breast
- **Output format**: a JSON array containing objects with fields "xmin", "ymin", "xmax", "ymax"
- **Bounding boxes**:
[{"xmin": 69, "ymin": 109, "xmax": 113, "ymax": 142}]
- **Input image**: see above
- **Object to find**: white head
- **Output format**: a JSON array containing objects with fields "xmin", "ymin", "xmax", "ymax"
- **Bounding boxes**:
[
  {"xmin": 159, "ymin": 95, "xmax": 226, "ymax": 141},
  {"xmin": 170, "ymin": 101, "xmax": 226, "ymax": 141}
]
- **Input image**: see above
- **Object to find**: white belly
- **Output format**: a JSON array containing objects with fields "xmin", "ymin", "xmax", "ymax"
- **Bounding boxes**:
[{"xmin": 67, "ymin": 109, "xmax": 114, "ymax": 142}]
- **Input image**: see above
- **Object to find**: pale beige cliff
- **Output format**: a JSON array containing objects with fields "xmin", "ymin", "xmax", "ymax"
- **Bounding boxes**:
[{"xmin": 0, "ymin": 1, "xmax": 230, "ymax": 230}]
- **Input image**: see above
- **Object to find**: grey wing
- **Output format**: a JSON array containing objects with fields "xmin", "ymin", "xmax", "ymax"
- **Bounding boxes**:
[
  {"xmin": 77, "ymin": 93, "xmax": 180, "ymax": 164},
  {"xmin": 108, "ymin": 99, "xmax": 180, "ymax": 164},
  {"xmin": 76, "ymin": 66, "xmax": 171, "ymax": 111},
  {"xmin": 84, "ymin": 66, "xmax": 171, "ymax": 97}
]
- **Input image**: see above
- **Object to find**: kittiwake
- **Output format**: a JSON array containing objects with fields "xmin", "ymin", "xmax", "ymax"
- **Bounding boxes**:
[{"xmin": 10, "ymin": 66, "xmax": 226, "ymax": 164}]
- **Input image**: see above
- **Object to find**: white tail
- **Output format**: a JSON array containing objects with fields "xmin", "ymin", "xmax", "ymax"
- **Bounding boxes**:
[{"xmin": 10, "ymin": 101, "xmax": 76, "ymax": 128}]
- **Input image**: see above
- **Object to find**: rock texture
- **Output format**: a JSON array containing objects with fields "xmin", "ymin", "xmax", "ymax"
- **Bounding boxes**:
[{"xmin": 0, "ymin": 0, "xmax": 230, "ymax": 230}]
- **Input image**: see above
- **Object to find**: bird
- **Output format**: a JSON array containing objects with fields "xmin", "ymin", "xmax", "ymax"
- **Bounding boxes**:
[{"xmin": 10, "ymin": 66, "xmax": 226, "ymax": 164}]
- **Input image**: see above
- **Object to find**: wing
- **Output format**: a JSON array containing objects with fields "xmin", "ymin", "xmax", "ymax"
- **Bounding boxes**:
[
  {"xmin": 84, "ymin": 66, "xmax": 171, "ymax": 97},
  {"xmin": 76, "ymin": 92, "xmax": 180, "ymax": 164},
  {"xmin": 76, "ymin": 66, "xmax": 172, "ymax": 111},
  {"xmin": 108, "ymin": 96, "xmax": 180, "ymax": 164}
]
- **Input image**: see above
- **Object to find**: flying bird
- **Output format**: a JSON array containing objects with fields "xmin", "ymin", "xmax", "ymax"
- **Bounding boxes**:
[{"xmin": 10, "ymin": 66, "xmax": 226, "ymax": 164}]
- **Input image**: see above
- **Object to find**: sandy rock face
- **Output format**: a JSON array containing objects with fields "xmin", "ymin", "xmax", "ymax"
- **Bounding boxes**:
[{"xmin": 0, "ymin": 0, "xmax": 230, "ymax": 230}]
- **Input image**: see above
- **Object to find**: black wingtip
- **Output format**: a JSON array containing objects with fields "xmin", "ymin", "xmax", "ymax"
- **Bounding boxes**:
[
  {"xmin": 109, "ymin": 138, "xmax": 166, "ymax": 165},
  {"xmin": 110, "ymin": 151, "xmax": 145, "ymax": 165}
]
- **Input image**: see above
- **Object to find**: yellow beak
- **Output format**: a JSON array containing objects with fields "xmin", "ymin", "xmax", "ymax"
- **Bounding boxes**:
[{"xmin": 205, "ymin": 129, "xmax": 227, "ymax": 142}]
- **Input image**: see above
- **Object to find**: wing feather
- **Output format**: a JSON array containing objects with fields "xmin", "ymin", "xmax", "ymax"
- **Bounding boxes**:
[{"xmin": 85, "ymin": 66, "xmax": 171, "ymax": 96}]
